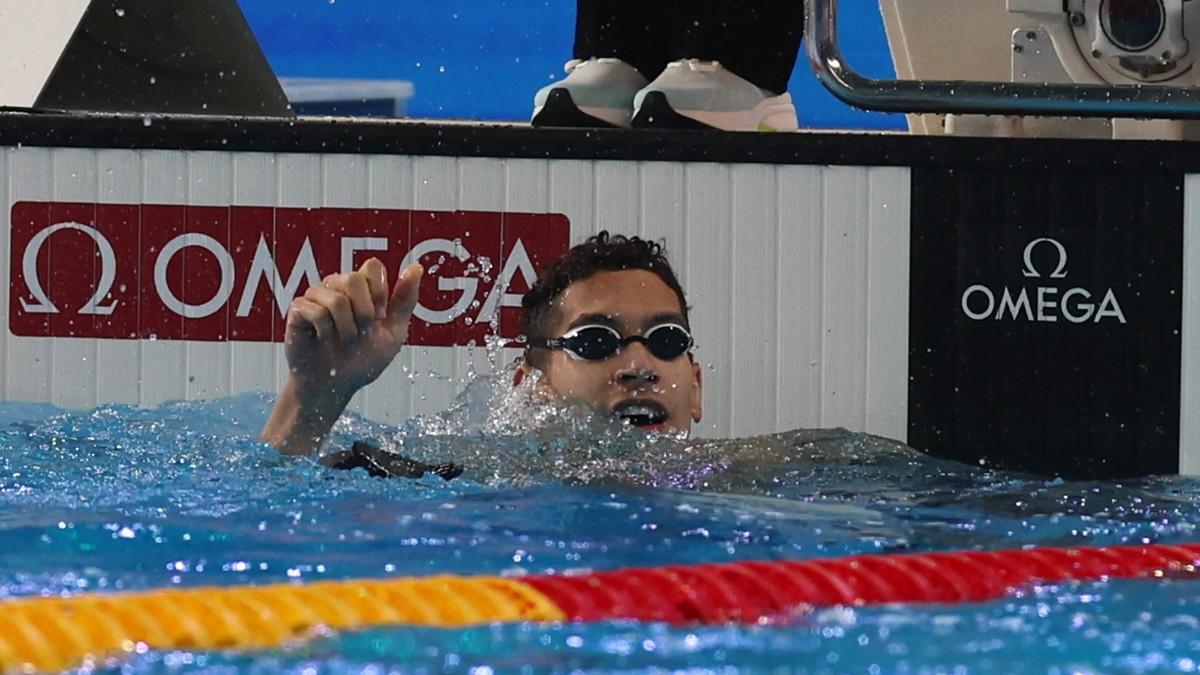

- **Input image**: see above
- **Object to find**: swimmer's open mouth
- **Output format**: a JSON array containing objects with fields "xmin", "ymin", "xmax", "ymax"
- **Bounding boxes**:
[{"xmin": 611, "ymin": 399, "xmax": 669, "ymax": 428}]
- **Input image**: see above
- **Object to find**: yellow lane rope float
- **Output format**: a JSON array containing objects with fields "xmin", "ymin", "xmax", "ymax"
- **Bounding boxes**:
[
  {"xmin": 0, "ymin": 576, "xmax": 563, "ymax": 672},
  {"xmin": 1, "ymin": 542, "xmax": 1198, "ymax": 672}
]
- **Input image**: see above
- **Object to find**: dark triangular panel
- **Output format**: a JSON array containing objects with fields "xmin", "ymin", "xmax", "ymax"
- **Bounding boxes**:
[{"xmin": 36, "ymin": 0, "xmax": 291, "ymax": 116}]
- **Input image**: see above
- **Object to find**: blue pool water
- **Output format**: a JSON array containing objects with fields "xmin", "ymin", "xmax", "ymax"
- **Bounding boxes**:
[{"xmin": 2, "ymin": 376, "xmax": 1200, "ymax": 672}]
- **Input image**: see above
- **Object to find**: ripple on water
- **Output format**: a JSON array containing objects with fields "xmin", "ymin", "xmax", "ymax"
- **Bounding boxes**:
[{"xmin": 1, "ymin": 382, "xmax": 1199, "ymax": 670}]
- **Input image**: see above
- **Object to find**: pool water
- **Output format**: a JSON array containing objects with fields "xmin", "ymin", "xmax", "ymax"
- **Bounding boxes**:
[{"xmin": 2, "ymin": 376, "xmax": 1200, "ymax": 673}]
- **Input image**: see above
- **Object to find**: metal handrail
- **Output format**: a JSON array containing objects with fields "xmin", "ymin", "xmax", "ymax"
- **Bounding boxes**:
[{"xmin": 806, "ymin": 0, "xmax": 1200, "ymax": 119}]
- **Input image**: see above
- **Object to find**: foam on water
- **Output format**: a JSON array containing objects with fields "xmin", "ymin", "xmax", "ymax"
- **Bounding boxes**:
[{"xmin": 1, "ymin": 370, "xmax": 1200, "ymax": 671}]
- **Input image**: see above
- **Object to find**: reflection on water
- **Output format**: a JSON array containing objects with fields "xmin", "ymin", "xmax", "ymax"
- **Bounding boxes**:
[{"xmin": 1, "ymin": 371, "xmax": 1199, "ymax": 670}]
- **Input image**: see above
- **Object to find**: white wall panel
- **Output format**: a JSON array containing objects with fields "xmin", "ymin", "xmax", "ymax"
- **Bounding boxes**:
[
  {"xmin": 506, "ymin": 159, "xmax": 549, "ymax": 212},
  {"xmin": 821, "ymin": 167, "xmax": 871, "ymax": 429},
  {"xmin": 363, "ymin": 154, "xmax": 415, "ymax": 425},
  {"xmin": 775, "ymin": 165, "xmax": 825, "ymax": 431},
  {"xmin": 322, "ymin": 154, "xmax": 372, "ymax": 420},
  {"xmin": 864, "ymin": 167, "xmax": 911, "ymax": 440},
  {"xmin": 7, "ymin": 148, "xmax": 54, "ymax": 403},
  {"xmin": 409, "ymin": 156, "xmax": 460, "ymax": 418},
  {"xmin": 230, "ymin": 153, "xmax": 281, "ymax": 400},
  {"xmin": 548, "ymin": 160, "xmax": 595, "ymax": 243},
  {"xmin": 0, "ymin": 146, "xmax": 914, "ymax": 445},
  {"xmin": 638, "ymin": 163, "xmax": 686, "ymax": 281},
  {"xmin": 272, "ymin": 153, "xmax": 321, "ymax": 403},
  {"xmin": 49, "ymin": 149, "xmax": 99, "ymax": 408},
  {"xmin": 95, "ymin": 149, "xmax": 143, "ymax": 406},
  {"xmin": 594, "ymin": 161, "xmax": 640, "ymax": 238},
  {"xmin": 730, "ymin": 164, "xmax": 777, "ymax": 437},
  {"xmin": 1181, "ymin": 174, "xmax": 1200, "ymax": 475},
  {"xmin": 683, "ymin": 163, "xmax": 734, "ymax": 436},
  {"xmin": 139, "ymin": 151, "xmax": 188, "ymax": 405},
  {"xmin": 452, "ymin": 157, "xmax": 506, "ymax": 399},
  {"xmin": 185, "ymin": 151, "xmax": 233, "ymax": 402},
  {"xmin": 498, "ymin": 159, "xmax": 551, "ymax": 375}
]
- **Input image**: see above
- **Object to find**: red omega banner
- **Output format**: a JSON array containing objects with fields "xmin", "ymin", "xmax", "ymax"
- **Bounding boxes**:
[{"xmin": 8, "ymin": 202, "xmax": 570, "ymax": 345}]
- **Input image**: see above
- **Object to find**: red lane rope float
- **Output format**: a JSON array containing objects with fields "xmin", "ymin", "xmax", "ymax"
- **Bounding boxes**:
[
  {"xmin": 521, "ymin": 542, "xmax": 1200, "ymax": 624},
  {"xmin": 1, "ymin": 542, "xmax": 1198, "ymax": 671}
]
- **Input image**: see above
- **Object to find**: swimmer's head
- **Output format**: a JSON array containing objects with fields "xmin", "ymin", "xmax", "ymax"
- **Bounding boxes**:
[{"xmin": 518, "ymin": 232, "xmax": 701, "ymax": 434}]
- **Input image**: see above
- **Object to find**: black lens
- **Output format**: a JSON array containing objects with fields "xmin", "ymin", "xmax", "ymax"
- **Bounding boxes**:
[
  {"xmin": 1101, "ymin": 0, "xmax": 1165, "ymax": 53},
  {"xmin": 563, "ymin": 326, "xmax": 622, "ymax": 360},
  {"xmin": 645, "ymin": 325, "xmax": 692, "ymax": 360}
]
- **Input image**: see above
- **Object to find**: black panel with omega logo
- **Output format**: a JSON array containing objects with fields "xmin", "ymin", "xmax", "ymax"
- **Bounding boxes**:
[{"xmin": 908, "ymin": 167, "xmax": 1183, "ymax": 479}]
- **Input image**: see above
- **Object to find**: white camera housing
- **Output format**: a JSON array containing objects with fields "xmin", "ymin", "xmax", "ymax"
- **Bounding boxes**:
[
  {"xmin": 1088, "ymin": 0, "xmax": 1191, "ymax": 81},
  {"xmin": 880, "ymin": 0, "xmax": 1200, "ymax": 138}
]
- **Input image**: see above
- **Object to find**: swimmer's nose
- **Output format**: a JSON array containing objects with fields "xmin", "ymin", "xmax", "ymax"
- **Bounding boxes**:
[
  {"xmin": 614, "ymin": 342, "xmax": 660, "ymax": 387},
  {"xmin": 614, "ymin": 366, "xmax": 660, "ymax": 388}
]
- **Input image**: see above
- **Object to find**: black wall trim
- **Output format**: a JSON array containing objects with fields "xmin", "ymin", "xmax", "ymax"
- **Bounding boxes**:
[{"xmin": 4, "ymin": 111, "xmax": 1200, "ymax": 170}]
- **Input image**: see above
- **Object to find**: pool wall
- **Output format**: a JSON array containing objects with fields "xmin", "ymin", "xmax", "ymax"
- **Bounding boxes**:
[{"xmin": 0, "ymin": 114, "xmax": 1194, "ymax": 478}]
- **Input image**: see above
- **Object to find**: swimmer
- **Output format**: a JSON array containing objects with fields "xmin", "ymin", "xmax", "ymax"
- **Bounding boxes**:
[{"xmin": 260, "ymin": 232, "xmax": 703, "ymax": 474}]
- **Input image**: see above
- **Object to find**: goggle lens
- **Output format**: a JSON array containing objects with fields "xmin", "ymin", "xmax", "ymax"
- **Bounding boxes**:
[
  {"xmin": 560, "ymin": 324, "xmax": 692, "ymax": 361},
  {"xmin": 565, "ymin": 327, "xmax": 623, "ymax": 360},
  {"xmin": 644, "ymin": 325, "xmax": 692, "ymax": 360}
]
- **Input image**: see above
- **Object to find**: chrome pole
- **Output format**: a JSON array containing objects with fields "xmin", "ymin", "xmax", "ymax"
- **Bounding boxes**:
[{"xmin": 805, "ymin": 0, "xmax": 1200, "ymax": 119}]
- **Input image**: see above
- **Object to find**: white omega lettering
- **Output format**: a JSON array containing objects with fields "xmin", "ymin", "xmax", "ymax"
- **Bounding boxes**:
[
  {"xmin": 1060, "ymin": 287, "xmax": 1093, "ymax": 323},
  {"xmin": 1036, "ymin": 287, "xmax": 1058, "ymax": 322},
  {"xmin": 154, "ymin": 233, "xmax": 235, "ymax": 319},
  {"xmin": 340, "ymin": 236, "xmax": 388, "ymax": 273},
  {"xmin": 478, "ymin": 239, "xmax": 538, "ymax": 323},
  {"xmin": 1095, "ymin": 289, "xmax": 1128, "ymax": 323},
  {"xmin": 237, "ymin": 235, "xmax": 322, "ymax": 318},
  {"xmin": 401, "ymin": 238, "xmax": 478, "ymax": 324},
  {"xmin": 996, "ymin": 288, "xmax": 1033, "ymax": 321},
  {"xmin": 961, "ymin": 284, "xmax": 995, "ymax": 320},
  {"xmin": 960, "ymin": 236, "xmax": 1127, "ymax": 325},
  {"xmin": 20, "ymin": 222, "xmax": 119, "ymax": 315}
]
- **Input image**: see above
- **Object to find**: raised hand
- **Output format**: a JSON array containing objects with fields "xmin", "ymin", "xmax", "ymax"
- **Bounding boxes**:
[
  {"xmin": 262, "ymin": 258, "xmax": 424, "ymax": 455},
  {"xmin": 285, "ymin": 258, "xmax": 423, "ymax": 401}
]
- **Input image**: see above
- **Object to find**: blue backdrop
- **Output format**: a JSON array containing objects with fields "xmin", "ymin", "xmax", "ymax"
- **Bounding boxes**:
[{"xmin": 238, "ymin": 1, "xmax": 904, "ymax": 130}]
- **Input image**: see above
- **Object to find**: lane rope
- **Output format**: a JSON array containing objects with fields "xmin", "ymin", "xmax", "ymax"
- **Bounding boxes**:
[{"xmin": 2, "ymin": 542, "xmax": 1197, "ymax": 671}]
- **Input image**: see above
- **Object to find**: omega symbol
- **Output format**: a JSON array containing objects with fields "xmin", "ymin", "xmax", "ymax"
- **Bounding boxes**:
[
  {"xmin": 1021, "ymin": 237, "xmax": 1068, "ymax": 279},
  {"xmin": 20, "ymin": 222, "xmax": 119, "ymax": 315}
]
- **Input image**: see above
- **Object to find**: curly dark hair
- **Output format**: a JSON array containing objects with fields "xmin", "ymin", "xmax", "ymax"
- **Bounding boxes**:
[{"xmin": 521, "ymin": 231, "xmax": 689, "ymax": 368}]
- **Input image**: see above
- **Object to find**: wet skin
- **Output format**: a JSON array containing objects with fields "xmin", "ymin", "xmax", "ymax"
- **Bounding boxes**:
[
  {"xmin": 520, "ymin": 269, "xmax": 703, "ymax": 434},
  {"xmin": 262, "ymin": 261, "xmax": 703, "ymax": 456}
]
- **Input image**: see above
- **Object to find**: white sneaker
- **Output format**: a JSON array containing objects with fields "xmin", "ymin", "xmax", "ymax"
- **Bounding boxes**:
[
  {"xmin": 531, "ymin": 58, "xmax": 649, "ymax": 128},
  {"xmin": 632, "ymin": 59, "xmax": 799, "ymax": 132}
]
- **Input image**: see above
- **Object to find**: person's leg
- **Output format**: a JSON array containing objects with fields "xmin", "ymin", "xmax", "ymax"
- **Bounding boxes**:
[
  {"xmin": 630, "ymin": 0, "xmax": 803, "ymax": 131},
  {"xmin": 671, "ymin": 0, "xmax": 805, "ymax": 94},
  {"xmin": 574, "ymin": 0, "xmax": 671, "ymax": 81},
  {"xmin": 532, "ymin": 0, "xmax": 658, "ymax": 127}
]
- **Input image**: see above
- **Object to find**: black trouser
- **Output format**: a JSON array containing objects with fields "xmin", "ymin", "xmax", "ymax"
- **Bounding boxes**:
[{"xmin": 573, "ymin": 0, "xmax": 805, "ymax": 94}]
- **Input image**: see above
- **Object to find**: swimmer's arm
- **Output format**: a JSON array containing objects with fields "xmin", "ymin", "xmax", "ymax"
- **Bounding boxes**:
[
  {"xmin": 260, "ymin": 259, "xmax": 424, "ymax": 456},
  {"xmin": 261, "ymin": 378, "xmax": 354, "ymax": 456}
]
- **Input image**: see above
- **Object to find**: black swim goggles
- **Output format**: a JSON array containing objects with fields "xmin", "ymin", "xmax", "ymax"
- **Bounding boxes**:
[{"xmin": 530, "ymin": 323, "xmax": 694, "ymax": 362}]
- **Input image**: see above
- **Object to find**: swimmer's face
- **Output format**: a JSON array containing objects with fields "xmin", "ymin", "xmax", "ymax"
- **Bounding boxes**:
[{"xmin": 521, "ymin": 269, "xmax": 702, "ymax": 434}]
